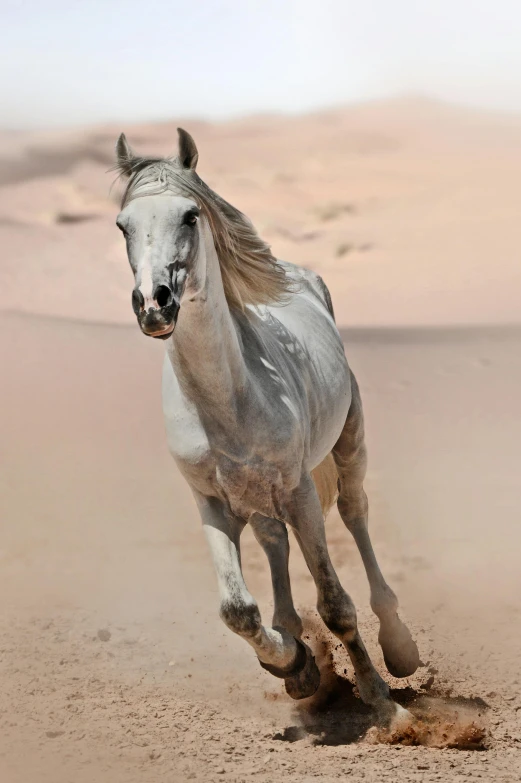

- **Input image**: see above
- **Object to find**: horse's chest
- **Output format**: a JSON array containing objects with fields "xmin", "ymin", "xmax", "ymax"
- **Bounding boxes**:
[
  {"xmin": 166, "ymin": 426, "xmax": 294, "ymax": 521},
  {"xmin": 163, "ymin": 404, "xmax": 214, "ymax": 489},
  {"xmin": 214, "ymin": 454, "xmax": 293, "ymax": 521},
  {"xmin": 173, "ymin": 448, "xmax": 293, "ymax": 521},
  {"xmin": 162, "ymin": 359, "xmax": 298, "ymax": 519},
  {"xmin": 162, "ymin": 369, "xmax": 213, "ymax": 476}
]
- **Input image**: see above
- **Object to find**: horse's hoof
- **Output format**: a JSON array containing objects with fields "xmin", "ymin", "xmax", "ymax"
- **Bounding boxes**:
[
  {"xmin": 258, "ymin": 639, "xmax": 321, "ymax": 699},
  {"xmin": 367, "ymin": 702, "xmax": 416, "ymax": 743},
  {"xmin": 379, "ymin": 613, "xmax": 421, "ymax": 678},
  {"xmin": 284, "ymin": 643, "xmax": 321, "ymax": 700}
]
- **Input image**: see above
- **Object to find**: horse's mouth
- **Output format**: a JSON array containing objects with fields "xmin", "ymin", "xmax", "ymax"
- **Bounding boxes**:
[{"xmin": 142, "ymin": 323, "xmax": 175, "ymax": 340}]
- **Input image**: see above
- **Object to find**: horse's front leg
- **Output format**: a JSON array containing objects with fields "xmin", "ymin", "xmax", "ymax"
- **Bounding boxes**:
[
  {"xmin": 250, "ymin": 514, "xmax": 303, "ymax": 639},
  {"xmin": 195, "ymin": 493, "xmax": 319, "ymax": 699}
]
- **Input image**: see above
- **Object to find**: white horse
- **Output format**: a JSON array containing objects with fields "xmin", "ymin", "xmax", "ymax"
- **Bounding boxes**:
[{"xmin": 114, "ymin": 129, "xmax": 420, "ymax": 726}]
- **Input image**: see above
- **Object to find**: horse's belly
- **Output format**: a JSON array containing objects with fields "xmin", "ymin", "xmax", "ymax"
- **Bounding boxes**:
[
  {"xmin": 300, "ymin": 347, "xmax": 351, "ymax": 470},
  {"xmin": 308, "ymin": 379, "xmax": 351, "ymax": 469},
  {"xmin": 265, "ymin": 290, "xmax": 352, "ymax": 469}
]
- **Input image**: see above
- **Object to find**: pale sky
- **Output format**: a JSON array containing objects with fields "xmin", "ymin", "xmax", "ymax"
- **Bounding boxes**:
[{"xmin": 2, "ymin": 0, "xmax": 521, "ymax": 128}]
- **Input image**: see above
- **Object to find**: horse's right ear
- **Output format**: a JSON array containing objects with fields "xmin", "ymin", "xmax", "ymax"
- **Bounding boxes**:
[{"xmin": 115, "ymin": 133, "xmax": 135, "ymax": 177}]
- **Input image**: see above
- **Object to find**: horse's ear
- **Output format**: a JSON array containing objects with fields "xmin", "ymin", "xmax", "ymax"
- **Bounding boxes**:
[
  {"xmin": 177, "ymin": 127, "xmax": 198, "ymax": 170},
  {"xmin": 115, "ymin": 133, "xmax": 135, "ymax": 177}
]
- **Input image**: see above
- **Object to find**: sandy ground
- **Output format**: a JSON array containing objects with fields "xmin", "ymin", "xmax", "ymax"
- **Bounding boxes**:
[
  {"xmin": 1, "ymin": 99, "xmax": 521, "ymax": 781},
  {"xmin": 1, "ymin": 313, "xmax": 521, "ymax": 782}
]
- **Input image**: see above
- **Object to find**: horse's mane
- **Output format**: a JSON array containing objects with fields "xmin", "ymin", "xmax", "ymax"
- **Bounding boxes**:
[{"xmin": 117, "ymin": 156, "xmax": 291, "ymax": 311}]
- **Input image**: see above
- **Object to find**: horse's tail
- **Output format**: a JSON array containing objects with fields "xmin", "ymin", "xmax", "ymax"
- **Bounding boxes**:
[{"xmin": 311, "ymin": 451, "xmax": 339, "ymax": 518}]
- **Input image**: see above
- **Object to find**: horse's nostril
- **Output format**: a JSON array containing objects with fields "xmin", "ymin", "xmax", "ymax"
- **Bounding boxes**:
[
  {"xmin": 155, "ymin": 285, "xmax": 171, "ymax": 308},
  {"xmin": 132, "ymin": 289, "xmax": 145, "ymax": 315}
]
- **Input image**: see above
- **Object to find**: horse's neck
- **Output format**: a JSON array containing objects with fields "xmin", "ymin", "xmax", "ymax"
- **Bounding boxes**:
[{"xmin": 166, "ymin": 221, "xmax": 247, "ymax": 417}]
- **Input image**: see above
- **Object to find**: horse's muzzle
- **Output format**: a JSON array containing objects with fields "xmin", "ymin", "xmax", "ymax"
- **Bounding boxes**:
[{"xmin": 138, "ymin": 301, "xmax": 180, "ymax": 340}]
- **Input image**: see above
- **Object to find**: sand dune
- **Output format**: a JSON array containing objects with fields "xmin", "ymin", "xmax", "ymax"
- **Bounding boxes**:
[{"xmin": 1, "ymin": 98, "xmax": 521, "ymax": 326}]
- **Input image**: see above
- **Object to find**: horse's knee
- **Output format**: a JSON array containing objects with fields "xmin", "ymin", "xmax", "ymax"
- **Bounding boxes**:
[
  {"xmin": 220, "ymin": 598, "xmax": 261, "ymax": 638},
  {"xmin": 317, "ymin": 584, "xmax": 358, "ymax": 642}
]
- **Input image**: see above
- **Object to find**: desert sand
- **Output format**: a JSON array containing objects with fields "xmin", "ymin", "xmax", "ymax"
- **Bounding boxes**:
[{"xmin": 1, "ymin": 99, "xmax": 521, "ymax": 782}]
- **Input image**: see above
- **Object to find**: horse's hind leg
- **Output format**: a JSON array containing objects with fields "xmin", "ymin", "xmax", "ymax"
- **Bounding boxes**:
[
  {"xmin": 332, "ymin": 370, "xmax": 420, "ymax": 678},
  {"xmin": 288, "ymin": 474, "xmax": 410, "ymax": 726},
  {"xmin": 250, "ymin": 515, "xmax": 303, "ymax": 639}
]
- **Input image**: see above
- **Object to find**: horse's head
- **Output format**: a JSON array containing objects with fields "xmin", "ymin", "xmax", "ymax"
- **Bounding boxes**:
[{"xmin": 114, "ymin": 129, "xmax": 200, "ymax": 339}]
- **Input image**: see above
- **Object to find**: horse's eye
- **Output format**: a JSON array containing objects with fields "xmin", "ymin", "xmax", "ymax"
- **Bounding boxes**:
[{"xmin": 185, "ymin": 212, "xmax": 199, "ymax": 226}]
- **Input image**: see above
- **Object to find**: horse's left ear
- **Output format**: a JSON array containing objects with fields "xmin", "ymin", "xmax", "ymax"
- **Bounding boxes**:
[
  {"xmin": 177, "ymin": 128, "xmax": 198, "ymax": 170},
  {"xmin": 115, "ymin": 133, "xmax": 137, "ymax": 177}
]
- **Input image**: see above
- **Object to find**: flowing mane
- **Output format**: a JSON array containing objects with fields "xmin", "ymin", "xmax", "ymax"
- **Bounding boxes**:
[{"xmin": 116, "ymin": 156, "xmax": 291, "ymax": 311}]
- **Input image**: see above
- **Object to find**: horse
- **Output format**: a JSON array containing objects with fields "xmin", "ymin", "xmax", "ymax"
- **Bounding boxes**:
[{"xmin": 113, "ymin": 128, "xmax": 420, "ymax": 727}]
